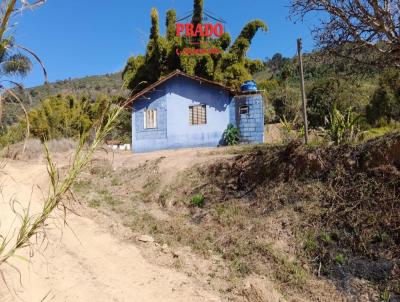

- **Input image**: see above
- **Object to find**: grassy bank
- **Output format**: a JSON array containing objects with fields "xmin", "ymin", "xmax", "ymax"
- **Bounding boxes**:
[{"xmin": 74, "ymin": 134, "xmax": 400, "ymax": 301}]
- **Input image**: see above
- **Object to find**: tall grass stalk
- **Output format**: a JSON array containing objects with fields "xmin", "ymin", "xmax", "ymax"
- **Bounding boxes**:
[
  {"xmin": 0, "ymin": 0, "xmax": 100, "ymax": 274},
  {"xmin": 0, "ymin": 100, "xmax": 126, "ymax": 267}
]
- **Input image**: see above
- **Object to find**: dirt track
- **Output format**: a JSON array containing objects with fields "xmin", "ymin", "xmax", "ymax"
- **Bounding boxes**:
[{"xmin": 0, "ymin": 157, "xmax": 221, "ymax": 302}]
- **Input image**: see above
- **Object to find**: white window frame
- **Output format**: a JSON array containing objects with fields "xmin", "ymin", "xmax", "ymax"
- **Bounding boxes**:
[{"xmin": 144, "ymin": 109, "xmax": 157, "ymax": 129}]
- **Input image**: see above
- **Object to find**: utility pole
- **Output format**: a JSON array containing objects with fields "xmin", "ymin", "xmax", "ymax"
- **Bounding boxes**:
[{"xmin": 297, "ymin": 38, "xmax": 309, "ymax": 144}]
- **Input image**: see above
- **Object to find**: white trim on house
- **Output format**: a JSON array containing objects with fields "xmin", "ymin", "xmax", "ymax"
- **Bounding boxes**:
[{"xmin": 144, "ymin": 109, "xmax": 157, "ymax": 129}]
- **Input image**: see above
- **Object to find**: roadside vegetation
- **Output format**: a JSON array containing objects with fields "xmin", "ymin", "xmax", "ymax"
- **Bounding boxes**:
[
  {"xmin": 0, "ymin": 72, "xmax": 127, "ymax": 129},
  {"xmin": 256, "ymin": 53, "xmax": 400, "ymax": 143},
  {"xmin": 74, "ymin": 133, "xmax": 400, "ymax": 300},
  {"xmin": 258, "ymin": 0, "xmax": 400, "ymax": 143},
  {"xmin": 0, "ymin": 94, "xmax": 131, "ymax": 148}
]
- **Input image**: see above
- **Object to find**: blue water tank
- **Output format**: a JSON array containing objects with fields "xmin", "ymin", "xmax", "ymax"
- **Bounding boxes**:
[{"xmin": 240, "ymin": 80, "xmax": 258, "ymax": 92}]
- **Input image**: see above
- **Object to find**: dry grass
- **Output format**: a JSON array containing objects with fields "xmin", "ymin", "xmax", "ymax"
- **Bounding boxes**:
[
  {"xmin": 73, "ymin": 133, "xmax": 400, "ymax": 301},
  {"xmin": 73, "ymin": 156, "xmax": 337, "ymax": 301},
  {"xmin": 204, "ymin": 134, "xmax": 400, "ymax": 299},
  {"xmin": 1, "ymin": 138, "xmax": 76, "ymax": 160}
]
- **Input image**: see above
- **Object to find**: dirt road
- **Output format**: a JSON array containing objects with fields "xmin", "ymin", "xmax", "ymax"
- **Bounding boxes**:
[{"xmin": 0, "ymin": 159, "xmax": 221, "ymax": 302}]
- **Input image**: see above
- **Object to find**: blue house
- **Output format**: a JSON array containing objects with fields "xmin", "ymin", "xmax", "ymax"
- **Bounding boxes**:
[{"xmin": 127, "ymin": 70, "xmax": 264, "ymax": 153}]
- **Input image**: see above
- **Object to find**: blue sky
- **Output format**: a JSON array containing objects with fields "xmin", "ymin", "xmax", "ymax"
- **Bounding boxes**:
[{"xmin": 11, "ymin": 0, "xmax": 317, "ymax": 88}]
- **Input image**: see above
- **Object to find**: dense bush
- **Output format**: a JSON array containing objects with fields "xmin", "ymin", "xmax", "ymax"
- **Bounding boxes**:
[
  {"xmin": 1, "ymin": 72, "xmax": 127, "ymax": 130},
  {"xmin": 0, "ymin": 123, "xmax": 26, "ymax": 147},
  {"xmin": 0, "ymin": 94, "xmax": 131, "ymax": 147},
  {"xmin": 325, "ymin": 107, "xmax": 362, "ymax": 145},
  {"xmin": 307, "ymin": 77, "xmax": 372, "ymax": 128},
  {"xmin": 270, "ymin": 86, "xmax": 302, "ymax": 123},
  {"xmin": 108, "ymin": 108, "xmax": 132, "ymax": 143},
  {"xmin": 366, "ymin": 70, "xmax": 400, "ymax": 126},
  {"xmin": 223, "ymin": 124, "xmax": 240, "ymax": 146},
  {"xmin": 264, "ymin": 98, "xmax": 277, "ymax": 124},
  {"xmin": 255, "ymin": 52, "xmax": 380, "ymax": 129}
]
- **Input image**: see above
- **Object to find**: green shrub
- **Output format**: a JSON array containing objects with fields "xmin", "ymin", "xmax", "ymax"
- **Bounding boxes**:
[
  {"xmin": 0, "ymin": 94, "xmax": 129, "ymax": 146},
  {"xmin": 191, "ymin": 194, "xmax": 205, "ymax": 208},
  {"xmin": 223, "ymin": 123, "xmax": 240, "ymax": 146},
  {"xmin": 0, "ymin": 123, "xmax": 26, "ymax": 148},
  {"xmin": 307, "ymin": 77, "xmax": 371, "ymax": 128},
  {"xmin": 334, "ymin": 253, "xmax": 346, "ymax": 265},
  {"xmin": 270, "ymin": 86, "xmax": 302, "ymax": 122},
  {"xmin": 366, "ymin": 69, "xmax": 400, "ymax": 125},
  {"xmin": 88, "ymin": 199, "xmax": 101, "ymax": 208},
  {"xmin": 279, "ymin": 115, "xmax": 300, "ymax": 143},
  {"xmin": 325, "ymin": 107, "xmax": 362, "ymax": 145},
  {"xmin": 380, "ymin": 289, "xmax": 391, "ymax": 302},
  {"xmin": 304, "ymin": 235, "xmax": 318, "ymax": 253},
  {"xmin": 321, "ymin": 233, "xmax": 333, "ymax": 244}
]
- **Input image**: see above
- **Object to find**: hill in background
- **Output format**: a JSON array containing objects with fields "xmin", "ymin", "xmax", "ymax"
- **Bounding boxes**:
[{"xmin": 28, "ymin": 72, "xmax": 127, "ymax": 103}]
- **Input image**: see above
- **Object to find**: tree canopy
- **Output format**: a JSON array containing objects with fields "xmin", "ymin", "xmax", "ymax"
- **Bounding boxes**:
[
  {"xmin": 290, "ymin": 0, "xmax": 400, "ymax": 67},
  {"xmin": 123, "ymin": 0, "xmax": 267, "ymax": 92}
]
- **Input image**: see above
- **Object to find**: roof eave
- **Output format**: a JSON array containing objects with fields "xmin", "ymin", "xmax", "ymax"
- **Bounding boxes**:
[{"xmin": 125, "ymin": 70, "xmax": 236, "ymax": 106}]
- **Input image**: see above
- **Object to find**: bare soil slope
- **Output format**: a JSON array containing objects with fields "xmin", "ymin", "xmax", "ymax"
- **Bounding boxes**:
[
  {"xmin": 71, "ymin": 134, "xmax": 400, "ymax": 301},
  {"xmin": 0, "ymin": 150, "xmax": 223, "ymax": 302},
  {"xmin": 2, "ymin": 134, "xmax": 398, "ymax": 302}
]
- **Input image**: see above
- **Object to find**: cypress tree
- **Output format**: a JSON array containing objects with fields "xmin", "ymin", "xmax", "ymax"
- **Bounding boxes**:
[
  {"xmin": 150, "ymin": 8, "xmax": 160, "ymax": 41},
  {"xmin": 230, "ymin": 20, "xmax": 267, "ymax": 60},
  {"xmin": 191, "ymin": 0, "xmax": 203, "ymax": 47},
  {"xmin": 146, "ymin": 8, "xmax": 168, "ymax": 84},
  {"xmin": 123, "ymin": 1, "xmax": 268, "ymax": 91},
  {"xmin": 192, "ymin": 0, "xmax": 203, "ymax": 28},
  {"xmin": 166, "ymin": 9, "xmax": 177, "ymax": 41}
]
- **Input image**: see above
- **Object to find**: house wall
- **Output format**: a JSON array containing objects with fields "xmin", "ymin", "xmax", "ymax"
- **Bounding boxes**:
[
  {"xmin": 132, "ymin": 88, "xmax": 169, "ymax": 152},
  {"xmin": 165, "ymin": 77, "xmax": 232, "ymax": 149},
  {"xmin": 231, "ymin": 94, "xmax": 264, "ymax": 144},
  {"xmin": 132, "ymin": 76, "xmax": 232, "ymax": 153}
]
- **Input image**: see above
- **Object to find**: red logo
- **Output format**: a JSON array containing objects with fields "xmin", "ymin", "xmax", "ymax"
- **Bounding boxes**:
[
  {"xmin": 175, "ymin": 11, "xmax": 226, "ymax": 56},
  {"xmin": 176, "ymin": 23, "xmax": 224, "ymax": 38}
]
